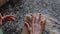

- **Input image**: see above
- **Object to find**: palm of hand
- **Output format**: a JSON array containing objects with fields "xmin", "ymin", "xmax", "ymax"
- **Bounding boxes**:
[{"xmin": 25, "ymin": 13, "xmax": 46, "ymax": 34}]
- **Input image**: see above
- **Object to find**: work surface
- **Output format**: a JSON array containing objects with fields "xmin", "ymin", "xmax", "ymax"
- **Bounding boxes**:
[{"xmin": 0, "ymin": 0, "xmax": 60, "ymax": 34}]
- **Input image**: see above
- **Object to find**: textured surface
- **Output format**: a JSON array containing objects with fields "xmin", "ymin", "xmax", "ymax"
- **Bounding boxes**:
[
  {"xmin": 23, "ymin": 0, "xmax": 60, "ymax": 34},
  {"xmin": 0, "ymin": 0, "xmax": 60, "ymax": 34}
]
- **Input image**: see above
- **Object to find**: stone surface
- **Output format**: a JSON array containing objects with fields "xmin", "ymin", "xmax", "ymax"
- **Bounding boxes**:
[{"xmin": 0, "ymin": 0, "xmax": 60, "ymax": 34}]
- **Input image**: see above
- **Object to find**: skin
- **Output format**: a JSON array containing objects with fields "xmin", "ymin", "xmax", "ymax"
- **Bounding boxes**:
[
  {"xmin": 25, "ymin": 13, "xmax": 46, "ymax": 34},
  {"xmin": 0, "ymin": 13, "xmax": 15, "ymax": 26}
]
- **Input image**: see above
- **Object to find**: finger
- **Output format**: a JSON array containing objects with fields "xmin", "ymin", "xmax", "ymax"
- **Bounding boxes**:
[
  {"xmin": 2, "ymin": 16, "xmax": 15, "ymax": 21},
  {"xmin": 25, "ymin": 20, "xmax": 32, "ymax": 32},
  {"xmin": 33, "ymin": 14, "xmax": 36, "ymax": 23},
  {"xmin": 41, "ymin": 19, "xmax": 46, "ymax": 30},
  {"xmin": 26, "ymin": 15, "xmax": 32, "ymax": 26},
  {"xmin": 9, "ymin": 17, "xmax": 15, "ymax": 21},
  {"xmin": 33, "ymin": 13, "xmax": 37, "ymax": 23},
  {"xmin": 2, "ymin": 15, "xmax": 14, "ymax": 20},
  {"xmin": 37, "ymin": 13, "xmax": 41, "ymax": 24},
  {"xmin": 4, "ymin": 15, "xmax": 14, "ymax": 18},
  {"xmin": 26, "ymin": 16, "xmax": 31, "ymax": 23},
  {"xmin": 31, "ymin": 14, "xmax": 34, "ymax": 23},
  {"xmin": 42, "ymin": 16, "xmax": 46, "ymax": 26},
  {"xmin": 40, "ymin": 21, "xmax": 43, "ymax": 25},
  {"xmin": 38, "ymin": 13, "xmax": 41, "ymax": 22},
  {"xmin": 43, "ymin": 19, "xmax": 46, "ymax": 28},
  {"xmin": 25, "ymin": 22, "xmax": 30, "ymax": 29}
]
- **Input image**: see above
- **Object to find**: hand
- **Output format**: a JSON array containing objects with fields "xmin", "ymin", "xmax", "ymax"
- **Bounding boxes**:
[
  {"xmin": 0, "ymin": 13, "xmax": 15, "ymax": 26},
  {"xmin": 25, "ymin": 13, "xmax": 46, "ymax": 34}
]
